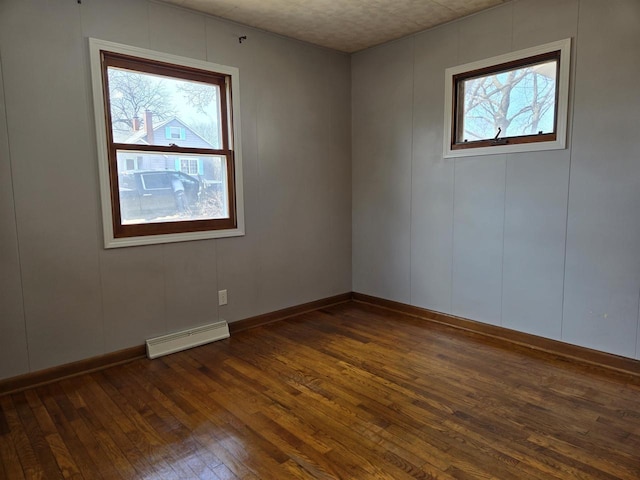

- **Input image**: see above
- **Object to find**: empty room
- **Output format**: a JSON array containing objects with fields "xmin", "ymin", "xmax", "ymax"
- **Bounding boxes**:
[{"xmin": 1, "ymin": 0, "xmax": 639, "ymax": 478}]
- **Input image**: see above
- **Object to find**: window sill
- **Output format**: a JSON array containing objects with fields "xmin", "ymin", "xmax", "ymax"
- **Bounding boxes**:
[
  {"xmin": 444, "ymin": 137, "xmax": 567, "ymax": 158},
  {"xmin": 103, "ymin": 225, "xmax": 245, "ymax": 249}
]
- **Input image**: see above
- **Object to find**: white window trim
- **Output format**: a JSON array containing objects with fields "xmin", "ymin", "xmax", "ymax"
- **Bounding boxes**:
[
  {"xmin": 443, "ymin": 38, "xmax": 571, "ymax": 158},
  {"xmin": 180, "ymin": 157, "xmax": 199, "ymax": 175},
  {"xmin": 89, "ymin": 38, "xmax": 245, "ymax": 248}
]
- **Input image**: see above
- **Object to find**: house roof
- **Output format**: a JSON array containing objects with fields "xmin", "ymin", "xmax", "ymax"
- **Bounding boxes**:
[{"xmin": 121, "ymin": 117, "xmax": 215, "ymax": 148}]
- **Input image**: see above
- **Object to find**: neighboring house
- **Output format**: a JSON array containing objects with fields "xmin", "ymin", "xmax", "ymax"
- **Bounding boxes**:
[{"xmin": 116, "ymin": 113, "xmax": 223, "ymax": 187}]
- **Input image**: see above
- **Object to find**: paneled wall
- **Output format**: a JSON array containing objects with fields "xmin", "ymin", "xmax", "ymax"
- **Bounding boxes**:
[
  {"xmin": 0, "ymin": 0, "xmax": 352, "ymax": 380},
  {"xmin": 352, "ymin": 0, "xmax": 640, "ymax": 359}
]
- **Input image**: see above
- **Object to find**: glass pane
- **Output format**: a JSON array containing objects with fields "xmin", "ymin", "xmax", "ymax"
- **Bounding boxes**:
[
  {"xmin": 107, "ymin": 67, "xmax": 223, "ymax": 149},
  {"xmin": 459, "ymin": 59, "xmax": 557, "ymax": 142},
  {"xmin": 116, "ymin": 150, "xmax": 229, "ymax": 225}
]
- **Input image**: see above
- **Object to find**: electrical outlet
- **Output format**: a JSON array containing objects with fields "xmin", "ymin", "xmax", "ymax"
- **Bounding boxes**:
[{"xmin": 218, "ymin": 289, "xmax": 228, "ymax": 306}]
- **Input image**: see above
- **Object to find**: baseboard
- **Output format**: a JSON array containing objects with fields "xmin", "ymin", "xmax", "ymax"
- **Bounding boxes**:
[
  {"xmin": 352, "ymin": 292, "xmax": 640, "ymax": 378},
  {"xmin": 228, "ymin": 292, "xmax": 352, "ymax": 333},
  {"xmin": 0, "ymin": 345, "xmax": 147, "ymax": 396},
  {"xmin": 8, "ymin": 290, "xmax": 632, "ymax": 395},
  {"xmin": 0, "ymin": 293, "xmax": 353, "ymax": 396}
]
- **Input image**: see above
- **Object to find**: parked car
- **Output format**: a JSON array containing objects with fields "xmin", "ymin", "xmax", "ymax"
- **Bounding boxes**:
[{"xmin": 118, "ymin": 170, "xmax": 200, "ymax": 221}]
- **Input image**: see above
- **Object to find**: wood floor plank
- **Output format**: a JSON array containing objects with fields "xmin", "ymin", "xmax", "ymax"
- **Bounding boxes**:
[
  {"xmin": 96, "ymin": 369, "xmax": 190, "ymax": 480},
  {"xmin": 38, "ymin": 384, "xmax": 106, "ymax": 480},
  {"xmin": 222, "ymin": 326, "xmax": 512, "ymax": 476},
  {"xmin": 117, "ymin": 357, "xmax": 263, "ymax": 479},
  {"xmin": 166, "ymin": 355, "xmax": 331, "ymax": 476},
  {"xmin": 0, "ymin": 398, "xmax": 26, "ymax": 480},
  {"xmin": 100, "ymin": 365, "xmax": 224, "ymax": 480},
  {"xmin": 1, "ymin": 301, "xmax": 639, "ymax": 479},
  {"xmin": 255, "ymin": 324, "xmax": 536, "ymax": 478},
  {"xmin": 79, "ymin": 372, "xmax": 184, "ymax": 479},
  {"xmin": 23, "ymin": 390, "xmax": 83, "ymax": 480},
  {"xmin": 0, "ymin": 394, "xmax": 47, "ymax": 479},
  {"xmin": 14, "ymin": 390, "xmax": 66, "ymax": 478}
]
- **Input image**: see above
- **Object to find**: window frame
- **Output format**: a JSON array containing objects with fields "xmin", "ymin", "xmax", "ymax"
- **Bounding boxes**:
[
  {"xmin": 180, "ymin": 158, "xmax": 199, "ymax": 176},
  {"xmin": 89, "ymin": 38, "xmax": 244, "ymax": 248},
  {"xmin": 443, "ymin": 38, "xmax": 571, "ymax": 158}
]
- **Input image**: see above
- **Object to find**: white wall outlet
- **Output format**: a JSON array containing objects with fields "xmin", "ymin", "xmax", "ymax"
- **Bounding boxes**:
[{"xmin": 218, "ymin": 289, "xmax": 228, "ymax": 306}]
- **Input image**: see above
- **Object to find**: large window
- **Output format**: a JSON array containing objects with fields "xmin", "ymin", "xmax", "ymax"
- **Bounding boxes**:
[
  {"xmin": 444, "ymin": 39, "xmax": 571, "ymax": 158},
  {"xmin": 89, "ymin": 39, "xmax": 244, "ymax": 248}
]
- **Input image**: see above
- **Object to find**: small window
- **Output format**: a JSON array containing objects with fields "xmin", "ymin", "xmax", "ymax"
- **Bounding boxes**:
[
  {"xmin": 180, "ymin": 158, "xmax": 199, "ymax": 175},
  {"xmin": 166, "ymin": 126, "xmax": 187, "ymax": 141},
  {"xmin": 89, "ymin": 38, "xmax": 244, "ymax": 248},
  {"xmin": 168, "ymin": 127, "xmax": 182, "ymax": 139},
  {"xmin": 444, "ymin": 39, "xmax": 571, "ymax": 158}
]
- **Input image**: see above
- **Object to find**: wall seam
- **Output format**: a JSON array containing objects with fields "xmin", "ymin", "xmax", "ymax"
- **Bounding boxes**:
[
  {"xmin": 450, "ymin": 167, "xmax": 457, "ymax": 314},
  {"xmin": 0, "ymin": 52, "xmax": 31, "ymax": 372},
  {"xmin": 147, "ymin": 1, "xmax": 152, "ymax": 48},
  {"xmin": 499, "ymin": 0, "xmax": 515, "ymax": 328},
  {"xmin": 499, "ymin": 155, "xmax": 508, "ymax": 328},
  {"xmin": 202, "ymin": 11, "xmax": 207, "ymax": 61},
  {"xmin": 203, "ymin": 2, "xmax": 222, "ymax": 324},
  {"xmin": 559, "ymin": 0, "xmax": 581, "ymax": 342},
  {"xmin": 77, "ymin": 1, "xmax": 108, "ymax": 355},
  {"xmin": 449, "ymin": 23, "xmax": 461, "ymax": 314},
  {"xmin": 510, "ymin": 0, "xmax": 515, "ymax": 49},
  {"xmin": 214, "ymin": 239, "xmax": 220, "ymax": 321},
  {"xmin": 635, "ymin": 288, "xmax": 640, "ymax": 359},
  {"xmin": 255, "ymin": 62, "xmax": 264, "ymax": 314},
  {"xmin": 408, "ymin": 36, "xmax": 416, "ymax": 305}
]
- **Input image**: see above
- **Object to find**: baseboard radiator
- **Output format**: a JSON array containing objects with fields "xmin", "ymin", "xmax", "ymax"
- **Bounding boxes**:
[{"xmin": 146, "ymin": 321, "xmax": 230, "ymax": 359}]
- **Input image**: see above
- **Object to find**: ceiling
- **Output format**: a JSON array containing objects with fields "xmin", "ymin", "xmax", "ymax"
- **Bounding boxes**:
[{"xmin": 161, "ymin": 0, "xmax": 511, "ymax": 53}]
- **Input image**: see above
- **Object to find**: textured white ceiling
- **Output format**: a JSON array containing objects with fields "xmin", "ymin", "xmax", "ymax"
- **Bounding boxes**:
[{"xmin": 161, "ymin": 0, "xmax": 511, "ymax": 53}]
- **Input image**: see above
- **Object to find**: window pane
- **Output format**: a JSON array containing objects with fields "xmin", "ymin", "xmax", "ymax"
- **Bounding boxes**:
[
  {"xmin": 180, "ymin": 158, "xmax": 199, "ymax": 175},
  {"xmin": 107, "ymin": 67, "xmax": 222, "ymax": 149},
  {"xmin": 458, "ymin": 59, "xmax": 557, "ymax": 142},
  {"xmin": 116, "ymin": 151, "xmax": 229, "ymax": 225}
]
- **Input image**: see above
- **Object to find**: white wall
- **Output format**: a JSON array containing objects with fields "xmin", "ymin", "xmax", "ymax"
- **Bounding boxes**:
[
  {"xmin": 0, "ymin": 0, "xmax": 352, "ymax": 380},
  {"xmin": 352, "ymin": 0, "xmax": 640, "ymax": 359}
]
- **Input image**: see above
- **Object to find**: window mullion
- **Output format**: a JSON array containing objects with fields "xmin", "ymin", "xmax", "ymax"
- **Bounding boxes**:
[{"xmin": 112, "ymin": 143, "xmax": 232, "ymax": 157}]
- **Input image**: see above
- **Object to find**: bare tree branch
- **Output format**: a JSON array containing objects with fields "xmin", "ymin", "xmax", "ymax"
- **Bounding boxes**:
[
  {"xmin": 461, "ymin": 67, "xmax": 556, "ymax": 139},
  {"xmin": 177, "ymin": 83, "xmax": 217, "ymax": 115},
  {"xmin": 107, "ymin": 69, "xmax": 176, "ymax": 134}
]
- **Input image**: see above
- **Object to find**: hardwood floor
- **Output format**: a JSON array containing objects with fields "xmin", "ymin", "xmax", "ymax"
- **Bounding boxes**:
[{"xmin": 1, "ymin": 302, "xmax": 639, "ymax": 479}]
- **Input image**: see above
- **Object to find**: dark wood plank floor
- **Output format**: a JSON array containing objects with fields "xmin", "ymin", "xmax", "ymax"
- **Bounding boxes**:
[{"xmin": 1, "ymin": 301, "xmax": 639, "ymax": 479}]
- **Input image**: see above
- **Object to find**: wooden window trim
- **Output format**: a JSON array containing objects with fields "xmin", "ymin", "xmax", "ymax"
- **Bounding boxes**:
[
  {"xmin": 451, "ymin": 50, "xmax": 561, "ymax": 151},
  {"xmin": 100, "ymin": 50, "xmax": 237, "ymax": 240}
]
